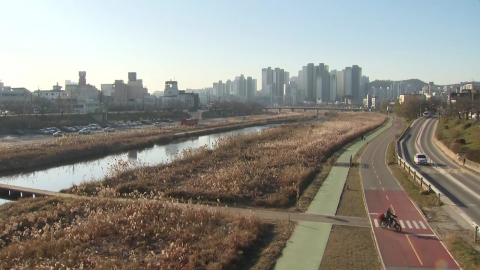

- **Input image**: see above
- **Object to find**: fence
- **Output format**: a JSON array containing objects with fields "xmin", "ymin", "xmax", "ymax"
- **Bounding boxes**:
[{"xmin": 395, "ymin": 118, "xmax": 479, "ymax": 241}]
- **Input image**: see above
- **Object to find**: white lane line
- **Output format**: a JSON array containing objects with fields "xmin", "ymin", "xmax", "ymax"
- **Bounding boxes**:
[
  {"xmin": 399, "ymin": 220, "xmax": 405, "ymax": 228},
  {"xmin": 406, "ymin": 234, "xmax": 437, "ymax": 237},
  {"xmin": 406, "ymin": 220, "xmax": 413, "ymax": 229},
  {"xmin": 374, "ymin": 219, "xmax": 379, "ymax": 227},
  {"xmin": 419, "ymin": 221, "xmax": 427, "ymax": 229},
  {"xmin": 412, "ymin": 221, "xmax": 420, "ymax": 229}
]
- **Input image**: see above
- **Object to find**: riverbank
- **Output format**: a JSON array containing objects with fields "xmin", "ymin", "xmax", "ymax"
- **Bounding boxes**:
[
  {"xmin": 0, "ymin": 197, "xmax": 294, "ymax": 269},
  {"xmin": 0, "ymin": 113, "xmax": 309, "ymax": 175},
  {"xmin": 64, "ymin": 113, "xmax": 387, "ymax": 209}
]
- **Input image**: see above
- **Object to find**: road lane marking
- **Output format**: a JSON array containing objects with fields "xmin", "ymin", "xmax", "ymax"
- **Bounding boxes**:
[
  {"xmin": 390, "ymin": 204, "xmax": 396, "ymax": 213},
  {"xmin": 399, "ymin": 220, "xmax": 405, "ymax": 228},
  {"xmin": 406, "ymin": 235, "xmax": 424, "ymax": 265},
  {"xmin": 374, "ymin": 219, "xmax": 379, "ymax": 227},
  {"xmin": 382, "ymin": 187, "xmax": 385, "ymax": 191},
  {"xmin": 369, "ymin": 213, "xmax": 379, "ymax": 215},
  {"xmin": 385, "ymin": 195, "xmax": 389, "ymax": 200},
  {"xmin": 406, "ymin": 220, "xmax": 413, "ymax": 229},
  {"xmin": 406, "ymin": 233, "xmax": 436, "ymax": 237},
  {"xmin": 412, "ymin": 221, "xmax": 420, "ymax": 229},
  {"xmin": 418, "ymin": 221, "xmax": 427, "ymax": 229}
]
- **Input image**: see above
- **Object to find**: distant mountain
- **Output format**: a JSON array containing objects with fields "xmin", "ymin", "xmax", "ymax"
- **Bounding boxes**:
[{"xmin": 370, "ymin": 79, "xmax": 427, "ymax": 91}]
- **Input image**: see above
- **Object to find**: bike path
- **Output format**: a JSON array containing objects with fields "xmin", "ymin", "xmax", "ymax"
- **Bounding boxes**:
[
  {"xmin": 360, "ymin": 117, "xmax": 459, "ymax": 269},
  {"xmin": 274, "ymin": 119, "xmax": 392, "ymax": 270}
]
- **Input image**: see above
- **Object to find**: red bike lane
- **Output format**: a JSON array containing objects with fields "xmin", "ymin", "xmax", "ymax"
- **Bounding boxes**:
[{"xmin": 365, "ymin": 190, "xmax": 459, "ymax": 269}]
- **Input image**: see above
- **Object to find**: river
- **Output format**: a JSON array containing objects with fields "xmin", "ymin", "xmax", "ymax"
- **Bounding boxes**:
[{"xmin": 0, "ymin": 124, "xmax": 277, "ymax": 205}]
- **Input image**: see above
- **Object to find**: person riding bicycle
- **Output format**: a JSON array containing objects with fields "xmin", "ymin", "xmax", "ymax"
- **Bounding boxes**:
[{"xmin": 385, "ymin": 208, "xmax": 397, "ymax": 228}]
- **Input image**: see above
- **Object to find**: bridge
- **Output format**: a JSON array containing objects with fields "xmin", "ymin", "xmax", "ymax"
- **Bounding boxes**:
[
  {"xmin": 264, "ymin": 106, "xmax": 369, "ymax": 113},
  {"xmin": 0, "ymin": 183, "xmax": 77, "ymax": 201}
]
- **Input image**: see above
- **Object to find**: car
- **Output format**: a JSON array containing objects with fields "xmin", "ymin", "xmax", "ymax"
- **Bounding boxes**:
[
  {"xmin": 414, "ymin": 153, "xmax": 428, "ymax": 165},
  {"xmin": 53, "ymin": 131, "xmax": 64, "ymax": 137},
  {"xmin": 153, "ymin": 122, "xmax": 165, "ymax": 127},
  {"xmin": 78, "ymin": 128, "xmax": 91, "ymax": 135},
  {"xmin": 104, "ymin": 127, "xmax": 115, "ymax": 132},
  {"xmin": 14, "ymin": 130, "xmax": 25, "ymax": 135}
]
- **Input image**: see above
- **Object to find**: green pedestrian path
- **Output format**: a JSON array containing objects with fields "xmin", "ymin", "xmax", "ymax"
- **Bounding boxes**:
[{"xmin": 274, "ymin": 119, "xmax": 392, "ymax": 270}]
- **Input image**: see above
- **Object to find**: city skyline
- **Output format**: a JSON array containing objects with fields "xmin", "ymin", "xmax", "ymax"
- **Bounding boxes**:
[{"xmin": 1, "ymin": 0, "xmax": 479, "ymax": 91}]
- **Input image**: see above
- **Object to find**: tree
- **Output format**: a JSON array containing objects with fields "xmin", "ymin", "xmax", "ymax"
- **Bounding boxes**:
[
  {"xmin": 395, "ymin": 96, "xmax": 421, "ymax": 120},
  {"xmin": 380, "ymin": 100, "xmax": 389, "ymax": 113}
]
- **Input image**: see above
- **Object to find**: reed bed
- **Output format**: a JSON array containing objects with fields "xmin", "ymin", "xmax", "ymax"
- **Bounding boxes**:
[
  {"xmin": 0, "ymin": 112, "xmax": 305, "ymax": 173},
  {"xmin": 66, "ymin": 113, "xmax": 386, "ymax": 207},
  {"xmin": 0, "ymin": 197, "xmax": 268, "ymax": 269}
]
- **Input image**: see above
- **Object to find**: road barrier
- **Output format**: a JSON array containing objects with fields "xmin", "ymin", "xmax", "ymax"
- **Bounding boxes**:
[{"xmin": 396, "ymin": 117, "xmax": 480, "ymax": 241}]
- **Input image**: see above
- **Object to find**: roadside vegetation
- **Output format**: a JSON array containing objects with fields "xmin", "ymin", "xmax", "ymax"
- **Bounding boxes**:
[
  {"xmin": 0, "ymin": 113, "xmax": 307, "ymax": 174},
  {"xmin": 64, "ymin": 113, "xmax": 387, "ymax": 208},
  {"xmin": 388, "ymin": 116, "xmax": 480, "ymax": 270},
  {"xmin": 0, "ymin": 197, "xmax": 293, "ymax": 269},
  {"xmin": 435, "ymin": 115, "xmax": 480, "ymax": 163}
]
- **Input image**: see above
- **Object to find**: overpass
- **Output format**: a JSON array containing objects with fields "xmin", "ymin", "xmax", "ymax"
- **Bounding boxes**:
[{"xmin": 264, "ymin": 106, "xmax": 369, "ymax": 113}]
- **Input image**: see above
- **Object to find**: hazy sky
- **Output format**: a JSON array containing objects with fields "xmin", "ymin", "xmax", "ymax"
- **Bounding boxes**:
[{"xmin": 1, "ymin": 0, "xmax": 479, "ymax": 91}]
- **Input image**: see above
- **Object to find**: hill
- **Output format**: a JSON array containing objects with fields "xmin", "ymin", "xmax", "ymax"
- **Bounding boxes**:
[{"xmin": 370, "ymin": 79, "xmax": 427, "ymax": 91}]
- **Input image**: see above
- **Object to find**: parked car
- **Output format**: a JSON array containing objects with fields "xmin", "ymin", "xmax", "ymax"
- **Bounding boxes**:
[
  {"xmin": 14, "ymin": 130, "xmax": 25, "ymax": 135},
  {"xmin": 153, "ymin": 122, "xmax": 165, "ymax": 127},
  {"xmin": 414, "ymin": 153, "xmax": 428, "ymax": 165},
  {"xmin": 103, "ymin": 127, "xmax": 115, "ymax": 132},
  {"xmin": 53, "ymin": 131, "xmax": 64, "ymax": 137},
  {"xmin": 78, "ymin": 128, "xmax": 91, "ymax": 135}
]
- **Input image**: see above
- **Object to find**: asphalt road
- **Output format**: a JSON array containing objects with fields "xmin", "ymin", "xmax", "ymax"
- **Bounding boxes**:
[
  {"xmin": 402, "ymin": 117, "xmax": 480, "ymax": 227},
  {"xmin": 360, "ymin": 117, "xmax": 459, "ymax": 270}
]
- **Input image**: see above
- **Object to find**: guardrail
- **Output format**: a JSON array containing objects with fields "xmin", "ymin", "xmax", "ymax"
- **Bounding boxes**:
[{"xmin": 395, "ymin": 117, "xmax": 479, "ymax": 241}]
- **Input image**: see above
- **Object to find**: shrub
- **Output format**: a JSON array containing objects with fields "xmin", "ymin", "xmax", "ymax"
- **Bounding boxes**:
[
  {"xmin": 454, "ymin": 138, "xmax": 466, "ymax": 144},
  {"xmin": 450, "ymin": 142, "xmax": 464, "ymax": 154},
  {"xmin": 444, "ymin": 125, "xmax": 449, "ymax": 130},
  {"xmin": 466, "ymin": 150, "xmax": 480, "ymax": 163},
  {"xmin": 449, "ymin": 128, "xmax": 459, "ymax": 139},
  {"xmin": 463, "ymin": 122, "xmax": 472, "ymax": 129}
]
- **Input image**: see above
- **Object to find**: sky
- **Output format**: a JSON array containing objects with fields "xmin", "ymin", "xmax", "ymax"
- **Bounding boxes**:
[{"xmin": 0, "ymin": 0, "xmax": 479, "ymax": 92}]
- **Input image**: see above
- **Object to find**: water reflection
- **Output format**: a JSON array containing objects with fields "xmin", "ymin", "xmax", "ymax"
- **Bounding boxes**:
[{"xmin": 0, "ymin": 125, "xmax": 277, "ymax": 194}]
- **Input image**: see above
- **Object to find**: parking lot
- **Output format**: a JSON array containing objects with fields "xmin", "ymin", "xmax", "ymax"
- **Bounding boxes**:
[{"xmin": 0, "ymin": 117, "xmax": 242, "ymax": 146}]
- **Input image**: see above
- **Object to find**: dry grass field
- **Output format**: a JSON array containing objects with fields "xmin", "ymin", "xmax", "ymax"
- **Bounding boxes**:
[
  {"xmin": 0, "ymin": 197, "xmax": 294, "ymax": 269},
  {"xmin": 64, "ymin": 113, "xmax": 387, "ymax": 208}
]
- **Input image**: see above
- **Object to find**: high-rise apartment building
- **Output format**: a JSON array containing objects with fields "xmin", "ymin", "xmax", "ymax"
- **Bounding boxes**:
[
  {"xmin": 330, "ymin": 72, "xmax": 337, "ymax": 102},
  {"xmin": 336, "ymin": 70, "xmax": 345, "ymax": 99},
  {"xmin": 225, "ymin": 80, "xmax": 232, "ymax": 96},
  {"xmin": 360, "ymin": 76, "xmax": 370, "ymax": 100},
  {"xmin": 261, "ymin": 67, "xmax": 274, "ymax": 96},
  {"xmin": 79, "ymin": 71, "xmax": 86, "ymax": 86},
  {"xmin": 246, "ymin": 76, "xmax": 256, "ymax": 101},
  {"xmin": 351, "ymin": 65, "xmax": 362, "ymax": 101},
  {"xmin": 272, "ymin": 68, "xmax": 285, "ymax": 100},
  {"xmin": 306, "ymin": 63, "xmax": 315, "ymax": 102},
  {"xmin": 344, "ymin": 67, "xmax": 353, "ymax": 97}
]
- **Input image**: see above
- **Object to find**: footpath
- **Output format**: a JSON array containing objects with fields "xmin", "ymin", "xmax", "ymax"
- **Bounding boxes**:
[{"xmin": 274, "ymin": 119, "xmax": 393, "ymax": 270}]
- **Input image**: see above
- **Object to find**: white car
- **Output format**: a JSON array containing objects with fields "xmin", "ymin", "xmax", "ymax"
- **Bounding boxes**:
[
  {"xmin": 414, "ymin": 153, "xmax": 428, "ymax": 165},
  {"xmin": 153, "ymin": 122, "xmax": 165, "ymax": 127},
  {"xmin": 78, "ymin": 128, "xmax": 91, "ymax": 135},
  {"xmin": 103, "ymin": 127, "xmax": 115, "ymax": 132}
]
